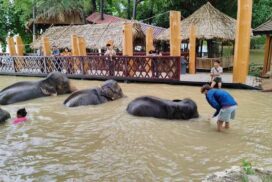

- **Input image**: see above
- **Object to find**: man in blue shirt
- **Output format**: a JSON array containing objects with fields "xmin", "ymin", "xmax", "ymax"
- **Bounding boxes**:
[{"xmin": 201, "ymin": 84, "xmax": 238, "ymax": 132}]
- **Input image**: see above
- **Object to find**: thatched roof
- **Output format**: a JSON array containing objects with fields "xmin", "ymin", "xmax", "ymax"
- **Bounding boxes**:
[
  {"xmin": 253, "ymin": 18, "xmax": 272, "ymax": 35},
  {"xmin": 158, "ymin": 2, "xmax": 237, "ymax": 41},
  {"xmin": 32, "ymin": 22, "xmax": 145, "ymax": 50}
]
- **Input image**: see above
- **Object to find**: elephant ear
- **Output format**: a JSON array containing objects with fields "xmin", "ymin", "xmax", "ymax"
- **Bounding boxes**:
[{"xmin": 40, "ymin": 85, "xmax": 57, "ymax": 96}]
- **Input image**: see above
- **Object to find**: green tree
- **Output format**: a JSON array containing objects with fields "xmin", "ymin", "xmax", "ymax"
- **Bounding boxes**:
[
  {"xmin": 253, "ymin": 0, "xmax": 272, "ymax": 27},
  {"xmin": 0, "ymin": 0, "xmax": 30, "ymax": 51}
]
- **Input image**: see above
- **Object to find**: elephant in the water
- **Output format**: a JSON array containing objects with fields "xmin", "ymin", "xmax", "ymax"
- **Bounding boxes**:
[
  {"xmin": 127, "ymin": 96, "xmax": 199, "ymax": 120},
  {"xmin": 0, "ymin": 72, "xmax": 76, "ymax": 105},
  {"xmin": 0, "ymin": 108, "xmax": 10, "ymax": 123},
  {"xmin": 64, "ymin": 80, "xmax": 124, "ymax": 107}
]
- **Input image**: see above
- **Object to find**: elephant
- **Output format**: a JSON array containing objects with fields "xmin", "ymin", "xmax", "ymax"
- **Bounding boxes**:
[
  {"xmin": 0, "ymin": 108, "xmax": 10, "ymax": 123},
  {"xmin": 127, "ymin": 96, "xmax": 199, "ymax": 120},
  {"xmin": 0, "ymin": 72, "xmax": 76, "ymax": 105},
  {"xmin": 64, "ymin": 80, "xmax": 124, "ymax": 107}
]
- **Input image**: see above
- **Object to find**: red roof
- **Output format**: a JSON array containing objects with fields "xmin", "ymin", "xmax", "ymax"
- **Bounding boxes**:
[
  {"xmin": 86, "ymin": 12, "xmax": 166, "ymax": 39},
  {"xmin": 86, "ymin": 12, "xmax": 126, "ymax": 24}
]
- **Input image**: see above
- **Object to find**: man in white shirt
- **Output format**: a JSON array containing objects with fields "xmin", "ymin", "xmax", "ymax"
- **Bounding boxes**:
[{"xmin": 210, "ymin": 60, "xmax": 223, "ymax": 88}]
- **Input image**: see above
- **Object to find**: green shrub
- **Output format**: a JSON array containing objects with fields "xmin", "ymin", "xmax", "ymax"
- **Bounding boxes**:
[{"xmin": 249, "ymin": 63, "xmax": 263, "ymax": 77}]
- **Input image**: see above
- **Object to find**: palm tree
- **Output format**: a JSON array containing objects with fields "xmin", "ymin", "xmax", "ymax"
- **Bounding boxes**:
[{"xmin": 35, "ymin": 0, "xmax": 84, "ymax": 23}]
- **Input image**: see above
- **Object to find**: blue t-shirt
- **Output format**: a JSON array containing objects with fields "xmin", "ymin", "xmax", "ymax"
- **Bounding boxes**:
[{"xmin": 206, "ymin": 89, "xmax": 237, "ymax": 116}]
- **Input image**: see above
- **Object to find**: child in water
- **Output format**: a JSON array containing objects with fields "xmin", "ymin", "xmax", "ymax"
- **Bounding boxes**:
[{"xmin": 13, "ymin": 108, "xmax": 28, "ymax": 124}]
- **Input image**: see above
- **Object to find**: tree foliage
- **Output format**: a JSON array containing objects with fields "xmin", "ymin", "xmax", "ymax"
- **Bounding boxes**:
[
  {"xmin": 0, "ymin": 0, "xmax": 272, "ymax": 52},
  {"xmin": 0, "ymin": 0, "xmax": 30, "ymax": 51}
]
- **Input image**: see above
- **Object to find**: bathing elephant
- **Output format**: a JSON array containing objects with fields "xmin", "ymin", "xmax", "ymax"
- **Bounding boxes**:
[
  {"xmin": 0, "ymin": 72, "xmax": 76, "ymax": 105},
  {"xmin": 64, "ymin": 80, "xmax": 124, "ymax": 107},
  {"xmin": 127, "ymin": 96, "xmax": 199, "ymax": 120},
  {"xmin": 0, "ymin": 108, "xmax": 10, "ymax": 123}
]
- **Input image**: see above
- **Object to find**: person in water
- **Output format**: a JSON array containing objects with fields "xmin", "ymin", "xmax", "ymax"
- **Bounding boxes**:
[
  {"xmin": 201, "ymin": 84, "xmax": 238, "ymax": 132},
  {"xmin": 13, "ymin": 108, "xmax": 28, "ymax": 124}
]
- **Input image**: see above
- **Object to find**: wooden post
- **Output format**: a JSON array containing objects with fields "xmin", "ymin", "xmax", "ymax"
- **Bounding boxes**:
[
  {"xmin": 13, "ymin": 35, "xmax": 25, "ymax": 71},
  {"xmin": 6, "ymin": 37, "xmax": 16, "ymax": 56},
  {"xmin": 170, "ymin": 11, "xmax": 181, "ymax": 56},
  {"xmin": 146, "ymin": 28, "xmax": 154, "ymax": 55},
  {"xmin": 233, "ymin": 0, "xmax": 253, "ymax": 83},
  {"xmin": 262, "ymin": 35, "xmax": 272, "ymax": 76},
  {"xmin": 42, "ymin": 36, "xmax": 51, "ymax": 56},
  {"xmin": 189, "ymin": 24, "xmax": 196, "ymax": 74},
  {"xmin": 146, "ymin": 27, "xmax": 153, "ymax": 73},
  {"xmin": 122, "ymin": 23, "xmax": 133, "ymax": 56},
  {"xmin": 71, "ymin": 34, "xmax": 79, "ymax": 56},
  {"xmin": 71, "ymin": 35, "xmax": 80, "ymax": 73},
  {"xmin": 123, "ymin": 23, "xmax": 134, "ymax": 76},
  {"xmin": 78, "ymin": 37, "xmax": 87, "ymax": 56},
  {"xmin": 78, "ymin": 37, "xmax": 88, "ymax": 74},
  {"xmin": 15, "ymin": 35, "xmax": 25, "ymax": 56}
]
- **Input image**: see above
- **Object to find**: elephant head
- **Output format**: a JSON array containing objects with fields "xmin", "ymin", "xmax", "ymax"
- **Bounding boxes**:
[
  {"xmin": 178, "ymin": 98, "xmax": 199, "ymax": 119},
  {"xmin": 101, "ymin": 80, "xmax": 124, "ymax": 101},
  {"xmin": 40, "ymin": 72, "xmax": 76, "ymax": 96},
  {"xmin": 0, "ymin": 108, "xmax": 11, "ymax": 123}
]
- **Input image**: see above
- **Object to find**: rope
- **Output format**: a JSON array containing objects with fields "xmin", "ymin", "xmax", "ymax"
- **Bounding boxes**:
[{"xmin": 138, "ymin": 11, "xmax": 170, "ymax": 23}]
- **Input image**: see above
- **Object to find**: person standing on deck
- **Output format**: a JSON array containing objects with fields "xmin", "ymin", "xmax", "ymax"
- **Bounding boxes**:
[
  {"xmin": 201, "ymin": 84, "xmax": 238, "ymax": 132},
  {"xmin": 210, "ymin": 60, "xmax": 223, "ymax": 88},
  {"xmin": 104, "ymin": 44, "xmax": 116, "ymax": 76}
]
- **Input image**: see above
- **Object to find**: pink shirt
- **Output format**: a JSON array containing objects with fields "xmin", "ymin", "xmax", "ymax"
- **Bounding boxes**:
[{"xmin": 13, "ymin": 117, "xmax": 27, "ymax": 125}]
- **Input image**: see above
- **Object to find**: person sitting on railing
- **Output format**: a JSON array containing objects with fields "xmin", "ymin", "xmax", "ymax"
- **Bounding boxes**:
[
  {"xmin": 104, "ymin": 44, "xmax": 116, "ymax": 76},
  {"xmin": 210, "ymin": 60, "xmax": 223, "ymax": 88}
]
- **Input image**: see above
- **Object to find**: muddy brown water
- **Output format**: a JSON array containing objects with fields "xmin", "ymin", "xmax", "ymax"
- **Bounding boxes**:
[{"xmin": 0, "ymin": 76, "xmax": 271, "ymax": 181}]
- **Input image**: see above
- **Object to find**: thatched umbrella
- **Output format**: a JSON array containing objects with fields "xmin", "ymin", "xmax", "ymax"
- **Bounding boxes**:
[
  {"xmin": 158, "ymin": 2, "xmax": 236, "ymax": 41},
  {"xmin": 32, "ymin": 21, "xmax": 145, "ymax": 51}
]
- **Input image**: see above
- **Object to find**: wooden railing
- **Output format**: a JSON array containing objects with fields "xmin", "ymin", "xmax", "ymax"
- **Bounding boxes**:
[{"xmin": 0, "ymin": 55, "xmax": 181, "ymax": 81}]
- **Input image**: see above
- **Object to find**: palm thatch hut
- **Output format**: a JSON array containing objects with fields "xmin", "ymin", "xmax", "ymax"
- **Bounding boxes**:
[
  {"xmin": 253, "ymin": 18, "xmax": 272, "ymax": 77},
  {"xmin": 158, "ymin": 2, "xmax": 237, "ymax": 70},
  {"xmin": 32, "ymin": 22, "xmax": 145, "ymax": 51}
]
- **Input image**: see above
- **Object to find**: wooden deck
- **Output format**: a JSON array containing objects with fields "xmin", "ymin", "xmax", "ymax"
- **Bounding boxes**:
[{"xmin": 179, "ymin": 73, "xmax": 261, "ymax": 89}]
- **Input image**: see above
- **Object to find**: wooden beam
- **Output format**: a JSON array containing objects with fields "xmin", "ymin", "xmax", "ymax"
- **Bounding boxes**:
[
  {"xmin": 233, "ymin": 0, "xmax": 253, "ymax": 83},
  {"xmin": 42, "ymin": 36, "xmax": 51, "ymax": 56},
  {"xmin": 262, "ymin": 35, "xmax": 272, "ymax": 76},
  {"xmin": 123, "ymin": 23, "xmax": 134, "ymax": 76},
  {"xmin": 189, "ymin": 24, "xmax": 196, "ymax": 74},
  {"xmin": 14, "ymin": 35, "xmax": 25, "ymax": 56},
  {"xmin": 6, "ymin": 37, "xmax": 16, "ymax": 56},
  {"xmin": 170, "ymin": 11, "xmax": 181, "ymax": 56}
]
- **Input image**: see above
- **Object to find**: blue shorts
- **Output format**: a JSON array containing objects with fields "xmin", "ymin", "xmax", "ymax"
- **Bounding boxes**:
[{"xmin": 218, "ymin": 105, "xmax": 237, "ymax": 122}]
